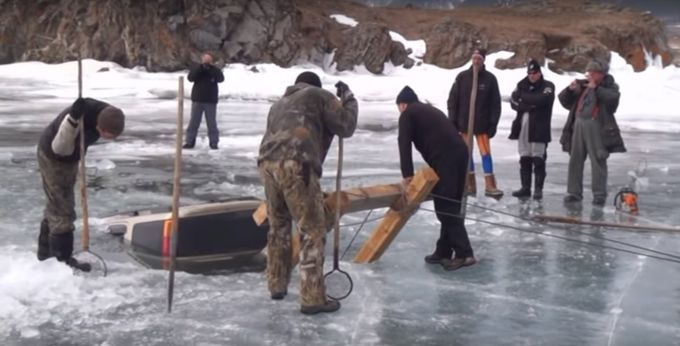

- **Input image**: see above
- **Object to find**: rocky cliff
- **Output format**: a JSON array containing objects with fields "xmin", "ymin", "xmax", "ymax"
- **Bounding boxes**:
[{"xmin": 0, "ymin": 0, "xmax": 673, "ymax": 73}]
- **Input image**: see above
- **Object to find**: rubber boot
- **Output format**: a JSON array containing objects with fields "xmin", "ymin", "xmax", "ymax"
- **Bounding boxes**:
[
  {"xmin": 484, "ymin": 174, "xmax": 504, "ymax": 199},
  {"xmin": 465, "ymin": 172, "xmax": 477, "ymax": 197},
  {"xmin": 49, "ymin": 232, "xmax": 92, "ymax": 272},
  {"xmin": 37, "ymin": 219, "xmax": 52, "ymax": 261},
  {"xmin": 533, "ymin": 156, "xmax": 546, "ymax": 200},
  {"xmin": 512, "ymin": 156, "xmax": 532, "ymax": 199}
]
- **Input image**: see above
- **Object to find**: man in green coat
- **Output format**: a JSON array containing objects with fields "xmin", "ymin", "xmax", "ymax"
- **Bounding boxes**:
[
  {"xmin": 257, "ymin": 72, "xmax": 358, "ymax": 314},
  {"xmin": 559, "ymin": 60, "xmax": 626, "ymax": 206}
]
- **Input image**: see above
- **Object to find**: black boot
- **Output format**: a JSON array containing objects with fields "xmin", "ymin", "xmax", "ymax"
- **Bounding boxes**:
[
  {"xmin": 37, "ymin": 219, "xmax": 52, "ymax": 261},
  {"xmin": 424, "ymin": 251, "xmax": 450, "ymax": 264},
  {"xmin": 182, "ymin": 141, "xmax": 195, "ymax": 149},
  {"xmin": 425, "ymin": 239, "xmax": 452, "ymax": 264},
  {"xmin": 533, "ymin": 156, "xmax": 546, "ymax": 200},
  {"xmin": 512, "ymin": 156, "xmax": 532, "ymax": 199},
  {"xmin": 49, "ymin": 232, "xmax": 91, "ymax": 272}
]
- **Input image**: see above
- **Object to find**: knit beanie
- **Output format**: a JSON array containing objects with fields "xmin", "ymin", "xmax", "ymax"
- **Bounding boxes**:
[
  {"xmin": 527, "ymin": 59, "xmax": 541, "ymax": 74},
  {"xmin": 472, "ymin": 48, "xmax": 487, "ymax": 61},
  {"xmin": 294, "ymin": 71, "xmax": 322, "ymax": 88},
  {"xmin": 395, "ymin": 86, "xmax": 419, "ymax": 104},
  {"xmin": 97, "ymin": 106, "xmax": 125, "ymax": 137}
]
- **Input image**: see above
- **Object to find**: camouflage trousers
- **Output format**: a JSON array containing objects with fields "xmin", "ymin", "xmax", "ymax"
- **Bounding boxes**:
[
  {"xmin": 37, "ymin": 148, "xmax": 78, "ymax": 235},
  {"xmin": 258, "ymin": 160, "xmax": 327, "ymax": 306}
]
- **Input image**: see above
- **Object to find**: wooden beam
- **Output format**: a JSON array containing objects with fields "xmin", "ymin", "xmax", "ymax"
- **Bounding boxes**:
[
  {"xmin": 353, "ymin": 167, "xmax": 439, "ymax": 263},
  {"xmin": 532, "ymin": 214, "xmax": 680, "ymax": 233},
  {"xmin": 251, "ymin": 181, "xmax": 407, "ymax": 266},
  {"xmin": 252, "ymin": 183, "xmax": 405, "ymax": 227}
]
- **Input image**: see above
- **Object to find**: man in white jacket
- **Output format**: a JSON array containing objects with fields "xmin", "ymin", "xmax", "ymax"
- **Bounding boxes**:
[{"xmin": 36, "ymin": 97, "xmax": 125, "ymax": 271}]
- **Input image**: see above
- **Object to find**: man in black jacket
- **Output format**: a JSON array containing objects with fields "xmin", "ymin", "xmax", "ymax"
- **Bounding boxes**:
[
  {"xmin": 397, "ymin": 86, "xmax": 476, "ymax": 271},
  {"xmin": 37, "ymin": 98, "xmax": 125, "ymax": 271},
  {"xmin": 509, "ymin": 59, "xmax": 555, "ymax": 200},
  {"xmin": 183, "ymin": 52, "xmax": 224, "ymax": 150},
  {"xmin": 447, "ymin": 48, "xmax": 503, "ymax": 199}
]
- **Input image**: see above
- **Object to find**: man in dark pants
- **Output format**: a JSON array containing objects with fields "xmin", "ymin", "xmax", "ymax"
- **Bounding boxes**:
[
  {"xmin": 509, "ymin": 59, "xmax": 555, "ymax": 200},
  {"xmin": 184, "ymin": 52, "xmax": 224, "ymax": 150},
  {"xmin": 37, "ymin": 97, "xmax": 125, "ymax": 271},
  {"xmin": 396, "ymin": 86, "xmax": 476, "ymax": 271}
]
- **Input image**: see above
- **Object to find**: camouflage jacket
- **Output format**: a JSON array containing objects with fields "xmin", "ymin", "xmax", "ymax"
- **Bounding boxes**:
[{"xmin": 258, "ymin": 82, "xmax": 358, "ymax": 177}]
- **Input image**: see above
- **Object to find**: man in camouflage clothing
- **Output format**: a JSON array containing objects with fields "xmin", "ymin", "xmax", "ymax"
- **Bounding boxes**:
[
  {"xmin": 37, "ymin": 97, "xmax": 125, "ymax": 271},
  {"xmin": 257, "ymin": 71, "xmax": 358, "ymax": 314}
]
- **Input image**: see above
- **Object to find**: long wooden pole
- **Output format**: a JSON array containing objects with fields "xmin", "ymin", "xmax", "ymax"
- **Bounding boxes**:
[
  {"xmin": 461, "ymin": 64, "xmax": 479, "ymax": 216},
  {"xmin": 532, "ymin": 214, "xmax": 680, "ymax": 233},
  {"xmin": 78, "ymin": 56, "xmax": 90, "ymax": 251},
  {"xmin": 332, "ymin": 138, "xmax": 343, "ymax": 269},
  {"xmin": 167, "ymin": 76, "xmax": 184, "ymax": 313}
]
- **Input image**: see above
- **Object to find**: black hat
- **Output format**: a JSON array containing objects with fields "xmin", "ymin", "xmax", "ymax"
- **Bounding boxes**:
[
  {"xmin": 527, "ymin": 59, "xmax": 541, "ymax": 74},
  {"xmin": 396, "ymin": 86, "xmax": 419, "ymax": 104},
  {"xmin": 294, "ymin": 71, "xmax": 322, "ymax": 88},
  {"xmin": 472, "ymin": 48, "xmax": 487, "ymax": 60}
]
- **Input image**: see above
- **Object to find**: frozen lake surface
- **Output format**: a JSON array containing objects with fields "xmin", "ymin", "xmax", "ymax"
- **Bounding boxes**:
[{"xmin": 2, "ymin": 57, "xmax": 680, "ymax": 345}]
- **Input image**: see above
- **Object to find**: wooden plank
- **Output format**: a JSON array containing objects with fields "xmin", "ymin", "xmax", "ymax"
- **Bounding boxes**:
[
  {"xmin": 252, "ymin": 183, "xmax": 405, "ymax": 227},
  {"xmin": 532, "ymin": 214, "xmax": 680, "ymax": 233},
  {"xmin": 252, "ymin": 182, "xmax": 407, "ymax": 266},
  {"xmin": 353, "ymin": 167, "xmax": 439, "ymax": 263}
]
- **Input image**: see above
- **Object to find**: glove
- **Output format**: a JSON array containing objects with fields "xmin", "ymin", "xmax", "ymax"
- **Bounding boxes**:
[
  {"xmin": 70, "ymin": 97, "xmax": 86, "ymax": 120},
  {"xmin": 335, "ymin": 81, "xmax": 353, "ymax": 101}
]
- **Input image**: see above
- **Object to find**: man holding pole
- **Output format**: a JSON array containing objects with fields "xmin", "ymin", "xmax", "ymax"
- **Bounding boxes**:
[
  {"xmin": 447, "ymin": 48, "xmax": 503, "ymax": 199},
  {"xmin": 37, "ymin": 97, "xmax": 125, "ymax": 271},
  {"xmin": 257, "ymin": 72, "xmax": 357, "ymax": 314}
]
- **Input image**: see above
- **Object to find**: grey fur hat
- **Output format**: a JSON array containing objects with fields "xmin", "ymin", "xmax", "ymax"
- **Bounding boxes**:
[{"xmin": 586, "ymin": 60, "xmax": 609, "ymax": 74}]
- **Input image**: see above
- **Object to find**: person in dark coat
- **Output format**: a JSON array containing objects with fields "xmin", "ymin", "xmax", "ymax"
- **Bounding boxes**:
[
  {"xmin": 558, "ymin": 59, "xmax": 626, "ymax": 206},
  {"xmin": 397, "ymin": 86, "xmax": 476, "ymax": 271},
  {"xmin": 508, "ymin": 59, "xmax": 555, "ymax": 200},
  {"xmin": 183, "ymin": 52, "xmax": 224, "ymax": 150},
  {"xmin": 447, "ymin": 48, "xmax": 503, "ymax": 199},
  {"xmin": 37, "ymin": 97, "xmax": 125, "ymax": 271}
]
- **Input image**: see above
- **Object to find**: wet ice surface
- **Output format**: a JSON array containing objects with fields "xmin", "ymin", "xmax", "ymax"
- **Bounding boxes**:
[{"xmin": 3, "ymin": 79, "xmax": 680, "ymax": 345}]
